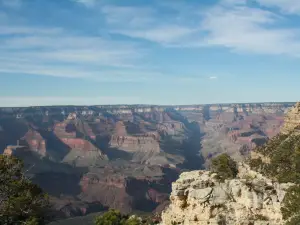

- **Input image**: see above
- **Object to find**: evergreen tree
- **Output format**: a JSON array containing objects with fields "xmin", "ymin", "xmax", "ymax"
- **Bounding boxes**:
[
  {"xmin": 211, "ymin": 153, "xmax": 238, "ymax": 182},
  {"xmin": 0, "ymin": 155, "xmax": 49, "ymax": 225}
]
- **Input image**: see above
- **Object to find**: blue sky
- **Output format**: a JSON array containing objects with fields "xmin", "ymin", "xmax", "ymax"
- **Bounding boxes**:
[{"xmin": 1, "ymin": 0, "xmax": 300, "ymax": 106}]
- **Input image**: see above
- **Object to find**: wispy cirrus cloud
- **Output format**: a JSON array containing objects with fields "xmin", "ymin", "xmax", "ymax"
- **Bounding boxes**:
[
  {"xmin": 114, "ymin": 25, "xmax": 199, "ymax": 45},
  {"xmin": 0, "ymin": 2, "xmax": 208, "ymax": 83},
  {"xmin": 200, "ymin": 2, "xmax": 300, "ymax": 56},
  {"xmin": 0, "ymin": 23, "xmax": 207, "ymax": 83},
  {"xmin": 101, "ymin": 4, "xmax": 199, "ymax": 46},
  {"xmin": 2, "ymin": 0, "xmax": 300, "ymax": 85},
  {"xmin": 0, "ymin": 25, "xmax": 158, "ymax": 82},
  {"xmin": 255, "ymin": 0, "xmax": 300, "ymax": 14},
  {"xmin": 99, "ymin": 0, "xmax": 300, "ymax": 57},
  {"xmin": 200, "ymin": 1, "xmax": 300, "ymax": 56}
]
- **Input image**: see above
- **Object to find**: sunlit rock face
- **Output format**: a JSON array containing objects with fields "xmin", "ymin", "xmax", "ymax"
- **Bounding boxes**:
[
  {"xmin": 161, "ymin": 163, "xmax": 293, "ymax": 225},
  {"xmin": 281, "ymin": 102, "xmax": 300, "ymax": 134},
  {"xmin": 21, "ymin": 129, "xmax": 47, "ymax": 156}
]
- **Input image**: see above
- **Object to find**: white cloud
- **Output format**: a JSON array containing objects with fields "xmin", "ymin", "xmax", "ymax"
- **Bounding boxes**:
[
  {"xmin": 0, "ymin": 58, "xmax": 162, "ymax": 82},
  {"xmin": 200, "ymin": 3, "xmax": 300, "ymax": 56},
  {"xmin": 101, "ymin": 4, "xmax": 199, "ymax": 45},
  {"xmin": 0, "ymin": 26, "xmax": 158, "ymax": 82},
  {"xmin": 99, "ymin": 1, "xmax": 300, "ymax": 57},
  {"xmin": 0, "ymin": 25, "xmax": 203, "ymax": 84},
  {"xmin": 255, "ymin": 0, "xmax": 300, "ymax": 14},
  {"xmin": 0, "ymin": 96, "xmax": 141, "ymax": 107},
  {"xmin": 115, "ymin": 26, "xmax": 198, "ymax": 44},
  {"xmin": 209, "ymin": 76, "xmax": 218, "ymax": 79},
  {"xmin": 221, "ymin": 0, "xmax": 300, "ymax": 14},
  {"xmin": 2, "ymin": 0, "xmax": 300, "ymax": 87}
]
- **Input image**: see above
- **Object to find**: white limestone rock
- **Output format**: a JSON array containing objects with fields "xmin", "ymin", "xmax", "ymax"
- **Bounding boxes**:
[{"xmin": 161, "ymin": 163, "xmax": 294, "ymax": 225}]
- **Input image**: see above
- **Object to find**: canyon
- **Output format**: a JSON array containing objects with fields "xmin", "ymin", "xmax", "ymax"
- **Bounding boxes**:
[
  {"xmin": 0, "ymin": 102, "xmax": 295, "ymax": 220},
  {"xmin": 161, "ymin": 102, "xmax": 300, "ymax": 225}
]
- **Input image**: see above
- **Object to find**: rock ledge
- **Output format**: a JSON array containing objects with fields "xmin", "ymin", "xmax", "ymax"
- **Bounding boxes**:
[{"xmin": 161, "ymin": 163, "xmax": 293, "ymax": 225}]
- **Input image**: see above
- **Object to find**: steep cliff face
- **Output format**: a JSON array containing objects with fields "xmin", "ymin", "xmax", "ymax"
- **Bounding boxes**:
[
  {"xmin": 161, "ymin": 163, "xmax": 293, "ymax": 225},
  {"xmin": 109, "ymin": 134, "xmax": 160, "ymax": 153},
  {"xmin": 157, "ymin": 122, "xmax": 184, "ymax": 136}
]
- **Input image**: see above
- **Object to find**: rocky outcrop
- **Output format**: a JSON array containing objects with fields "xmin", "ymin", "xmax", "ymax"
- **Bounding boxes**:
[
  {"xmin": 3, "ymin": 145, "xmax": 27, "ymax": 156},
  {"xmin": 281, "ymin": 102, "xmax": 300, "ymax": 134},
  {"xmin": 161, "ymin": 163, "xmax": 293, "ymax": 225}
]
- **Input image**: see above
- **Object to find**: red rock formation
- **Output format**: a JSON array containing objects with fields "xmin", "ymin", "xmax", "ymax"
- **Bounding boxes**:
[
  {"xmin": 54, "ymin": 122, "xmax": 76, "ymax": 138},
  {"xmin": 21, "ymin": 129, "xmax": 46, "ymax": 156},
  {"xmin": 115, "ymin": 121, "xmax": 127, "ymax": 136},
  {"xmin": 60, "ymin": 138, "xmax": 96, "ymax": 151},
  {"xmin": 53, "ymin": 121, "xmax": 104, "ymax": 158}
]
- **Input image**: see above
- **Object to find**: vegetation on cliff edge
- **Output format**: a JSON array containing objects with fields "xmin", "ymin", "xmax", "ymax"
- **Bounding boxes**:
[
  {"xmin": 94, "ymin": 210, "xmax": 158, "ymax": 225},
  {"xmin": 250, "ymin": 132, "xmax": 300, "ymax": 184},
  {"xmin": 249, "ymin": 131, "xmax": 300, "ymax": 224},
  {"xmin": 210, "ymin": 153, "xmax": 238, "ymax": 182},
  {"xmin": 281, "ymin": 185, "xmax": 300, "ymax": 225}
]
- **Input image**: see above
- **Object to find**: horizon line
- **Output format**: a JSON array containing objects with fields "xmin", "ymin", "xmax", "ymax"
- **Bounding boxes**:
[{"xmin": 0, "ymin": 101, "xmax": 297, "ymax": 109}]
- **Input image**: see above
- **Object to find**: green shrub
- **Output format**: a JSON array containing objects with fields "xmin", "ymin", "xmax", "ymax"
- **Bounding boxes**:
[
  {"xmin": 249, "ymin": 158, "xmax": 263, "ymax": 171},
  {"xmin": 211, "ymin": 154, "xmax": 238, "ymax": 182},
  {"xmin": 286, "ymin": 214, "xmax": 300, "ymax": 225},
  {"xmin": 94, "ymin": 210, "xmax": 144, "ymax": 225},
  {"xmin": 254, "ymin": 214, "xmax": 268, "ymax": 221},
  {"xmin": 124, "ymin": 216, "xmax": 142, "ymax": 225},
  {"xmin": 281, "ymin": 185, "xmax": 300, "ymax": 221},
  {"xmin": 94, "ymin": 210, "xmax": 127, "ymax": 225}
]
